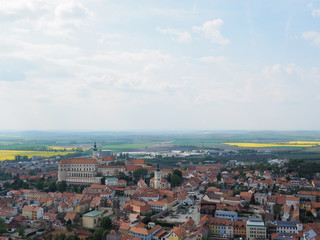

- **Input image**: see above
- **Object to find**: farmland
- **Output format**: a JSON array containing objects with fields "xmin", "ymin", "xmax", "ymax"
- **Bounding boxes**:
[
  {"xmin": 100, "ymin": 143, "xmax": 155, "ymax": 151},
  {"xmin": 0, "ymin": 150, "xmax": 76, "ymax": 161},
  {"xmin": 223, "ymin": 141, "xmax": 320, "ymax": 148},
  {"xmin": 1, "ymin": 130, "xmax": 320, "ymax": 161}
]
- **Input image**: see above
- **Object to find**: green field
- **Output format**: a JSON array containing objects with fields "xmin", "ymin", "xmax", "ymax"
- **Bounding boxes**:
[
  {"xmin": 100, "ymin": 143, "xmax": 155, "ymax": 151},
  {"xmin": 1, "ymin": 130, "xmax": 320, "ymax": 158}
]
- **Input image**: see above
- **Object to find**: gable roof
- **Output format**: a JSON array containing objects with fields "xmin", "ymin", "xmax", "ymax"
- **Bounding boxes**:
[{"xmin": 59, "ymin": 158, "xmax": 98, "ymax": 164}]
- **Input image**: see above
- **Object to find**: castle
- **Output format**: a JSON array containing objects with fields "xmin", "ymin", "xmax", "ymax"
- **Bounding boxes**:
[{"xmin": 58, "ymin": 142, "xmax": 102, "ymax": 185}]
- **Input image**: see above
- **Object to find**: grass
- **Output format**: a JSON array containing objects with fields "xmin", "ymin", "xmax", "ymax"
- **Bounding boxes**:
[
  {"xmin": 303, "ymin": 146, "xmax": 320, "ymax": 152},
  {"xmin": 100, "ymin": 143, "xmax": 155, "ymax": 151},
  {"xmin": 0, "ymin": 150, "xmax": 76, "ymax": 161},
  {"xmin": 222, "ymin": 142, "xmax": 320, "ymax": 148},
  {"xmin": 172, "ymin": 139, "xmax": 222, "ymax": 146}
]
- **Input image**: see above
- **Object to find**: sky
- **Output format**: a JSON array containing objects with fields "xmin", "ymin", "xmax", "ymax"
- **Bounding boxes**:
[{"xmin": 0, "ymin": 0, "xmax": 320, "ymax": 131}]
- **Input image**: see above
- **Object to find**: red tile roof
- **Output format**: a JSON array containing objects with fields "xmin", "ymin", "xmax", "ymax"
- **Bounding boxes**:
[{"xmin": 59, "ymin": 158, "xmax": 98, "ymax": 164}]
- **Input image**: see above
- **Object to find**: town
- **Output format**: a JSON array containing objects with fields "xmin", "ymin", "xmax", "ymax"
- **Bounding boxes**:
[{"xmin": 0, "ymin": 143, "xmax": 320, "ymax": 240}]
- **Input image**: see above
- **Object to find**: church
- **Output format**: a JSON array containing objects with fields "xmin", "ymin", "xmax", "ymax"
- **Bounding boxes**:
[{"xmin": 149, "ymin": 164, "xmax": 171, "ymax": 189}]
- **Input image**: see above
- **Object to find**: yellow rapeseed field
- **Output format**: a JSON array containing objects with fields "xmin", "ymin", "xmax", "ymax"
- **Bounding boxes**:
[
  {"xmin": 48, "ymin": 146, "xmax": 75, "ymax": 151},
  {"xmin": 48, "ymin": 146, "xmax": 89, "ymax": 151},
  {"xmin": 223, "ymin": 142, "xmax": 319, "ymax": 148},
  {"xmin": 0, "ymin": 150, "xmax": 75, "ymax": 161}
]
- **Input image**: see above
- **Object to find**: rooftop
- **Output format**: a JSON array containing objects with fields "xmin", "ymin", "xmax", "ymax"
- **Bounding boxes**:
[
  {"xmin": 276, "ymin": 221, "xmax": 299, "ymax": 227},
  {"xmin": 247, "ymin": 218, "xmax": 265, "ymax": 227},
  {"xmin": 83, "ymin": 210, "xmax": 103, "ymax": 217}
]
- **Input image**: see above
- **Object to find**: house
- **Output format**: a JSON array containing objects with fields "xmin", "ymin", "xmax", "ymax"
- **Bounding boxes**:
[
  {"xmin": 181, "ymin": 218, "xmax": 195, "ymax": 234},
  {"xmin": 137, "ymin": 179, "xmax": 148, "ymax": 188},
  {"xmin": 239, "ymin": 192, "xmax": 252, "ymax": 201},
  {"xmin": 214, "ymin": 210, "xmax": 238, "ymax": 221},
  {"xmin": 75, "ymin": 198, "xmax": 91, "ymax": 214},
  {"xmin": 123, "ymin": 201, "xmax": 152, "ymax": 216},
  {"xmin": 22, "ymin": 205, "xmax": 44, "ymax": 220},
  {"xmin": 64, "ymin": 212, "xmax": 79, "ymax": 225},
  {"xmin": 286, "ymin": 195, "xmax": 299, "ymax": 206},
  {"xmin": 106, "ymin": 177, "xmax": 119, "ymax": 186},
  {"xmin": 169, "ymin": 227, "xmax": 187, "ymax": 240},
  {"xmin": 82, "ymin": 210, "xmax": 104, "ymax": 229},
  {"xmin": 43, "ymin": 212, "xmax": 57, "ymax": 221},
  {"xmin": 129, "ymin": 223, "xmax": 161, "ymax": 240},
  {"xmin": 162, "ymin": 197, "xmax": 178, "ymax": 211},
  {"xmin": 147, "ymin": 201, "xmax": 167, "ymax": 213},
  {"xmin": 255, "ymin": 193, "xmax": 267, "ymax": 205},
  {"xmin": 177, "ymin": 193, "xmax": 194, "ymax": 206},
  {"xmin": 100, "ymin": 187, "xmax": 115, "ymax": 200}
]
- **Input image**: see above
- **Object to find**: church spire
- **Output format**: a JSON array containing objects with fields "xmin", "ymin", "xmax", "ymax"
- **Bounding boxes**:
[{"xmin": 92, "ymin": 141, "xmax": 98, "ymax": 158}]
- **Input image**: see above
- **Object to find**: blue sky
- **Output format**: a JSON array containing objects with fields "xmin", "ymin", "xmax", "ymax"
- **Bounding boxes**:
[{"xmin": 0, "ymin": 0, "xmax": 319, "ymax": 130}]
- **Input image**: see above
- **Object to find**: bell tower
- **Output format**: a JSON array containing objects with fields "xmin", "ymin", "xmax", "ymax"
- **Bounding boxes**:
[
  {"xmin": 92, "ymin": 141, "xmax": 98, "ymax": 158},
  {"xmin": 154, "ymin": 164, "xmax": 161, "ymax": 189}
]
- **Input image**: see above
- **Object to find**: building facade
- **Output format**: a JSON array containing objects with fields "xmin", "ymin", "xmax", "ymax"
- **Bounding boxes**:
[
  {"xmin": 150, "ymin": 165, "xmax": 170, "ymax": 189},
  {"xmin": 214, "ymin": 210, "xmax": 238, "ymax": 221},
  {"xmin": 82, "ymin": 210, "xmax": 103, "ymax": 229},
  {"xmin": 246, "ymin": 219, "xmax": 267, "ymax": 240},
  {"xmin": 58, "ymin": 158, "xmax": 101, "ymax": 184}
]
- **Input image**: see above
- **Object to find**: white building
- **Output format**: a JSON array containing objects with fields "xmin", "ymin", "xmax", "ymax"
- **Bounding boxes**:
[
  {"xmin": 105, "ymin": 177, "xmax": 118, "ymax": 186},
  {"xmin": 147, "ymin": 201, "xmax": 167, "ymax": 212},
  {"xmin": 246, "ymin": 219, "xmax": 266, "ymax": 240},
  {"xmin": 276, "ymin": 221, "xmax": 302, "ymax": 234}
]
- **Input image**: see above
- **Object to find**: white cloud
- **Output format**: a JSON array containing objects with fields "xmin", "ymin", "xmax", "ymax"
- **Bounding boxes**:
[
  {"xmin": 193, "ymin": 19, "xmax": 229, "ymax": 45},
  {"xmin": 0, "ymin": 0, "xmax": 93, "ymax": 37},
  {"xmin": 198, "ymin": 56, "xmax": 226, "ymax": 64},
  {"xmin": 157, "ymin": 27, "xmax": 192, "ymax": 43},
  {"xmin": 98, "ymin": 33, "xmax": 123, "ymax": 44},
  {"xmin": 308, "ymin": 3, "xmax": 320, "ymax": 17},
  {"xmin": 312, "ymin": 8, "xmax": 320, "ymax": 17},
  {"xmin": 301, "ymin": 31, "xmax": 320, "ymax": 48},
  {"xmin": 0, "ymin": 0, "xmax": 40, "ymax": 15}
]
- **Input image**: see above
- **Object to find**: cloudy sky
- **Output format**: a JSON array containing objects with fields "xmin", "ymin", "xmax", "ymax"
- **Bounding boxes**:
[{"xmin": 0, "ymin": 0, "xmax": 320, "ymax": 131}]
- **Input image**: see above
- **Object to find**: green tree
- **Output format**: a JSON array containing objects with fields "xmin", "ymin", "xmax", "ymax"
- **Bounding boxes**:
[
  {"xmin": 102, "ymin": 230, "xmax": 110, "ymax": 240},
  {"xmin": 173, "ymin": 169, "xmax": 182, "ymax": 178},
  {"xmin": 66, "ymin": 219, "xmax": 72, "ymax": 231},
  {"xmin": 0, "ymin": 218, "xmax": 7, "ymax": 235},
  {"xmin": 36, "ymin": 180, "xmax": 44, "ymax": 190},
  {"xmin": 142, "ymin": 216, "xmax": 152, "ymax": 224},
  {"xmin": 92, "ymin": 227, "xmax": 105, "ymax": 240},
  {"xmin": 66, "ymin": 236, "xmax": 80, "ymax": 240},
  {"xmin": 133, "ymin": 168, "xmax": 148, "ymax": 179},
  {"xmin": 17, "ymin": 226, "xmax": 25, "ymax": 238},
  {"xmin": 100, "ymin": 216, "xmax": 112, "ymax": 230},
  {"xmin": 273, "ymin": 204, "xmax": 282, "ymax": 220},
  {"xmin": 46, "ymin": 233, "xmax": 54, "ymax": 240},
  {"xmin": 217, "ymin": 172, "xmax": 221, "ymax": 182},
  {"xmin": 72, "ymin": 185, "xmax": 78, "ymax": 193},
  {"xmin": 49, "ymin": 182, "xmax": 57, "ymax": 192},
  {"xmin": 57, "ymin": 181, "xmax": 67, "ymax": 193},
  {"xmin": 170, "ymin": 174, "xmax": 181, "ymax": 187},
  {"xmin": 250, "ymin": 194, "xmax": 256, "ymax": 205},
  {"xmin": 101, "ymin": 177, "xmax": 106, "ymax": 185}
]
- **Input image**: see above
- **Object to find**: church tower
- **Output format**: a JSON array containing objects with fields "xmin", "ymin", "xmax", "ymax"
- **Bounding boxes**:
[
  {"xmin": 92, "ymin": 141, "xmax": 98, "ymax": 158},
  {"xmin": 154, "ymin": 164, "xmax": 161, "ymax": 189}
]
